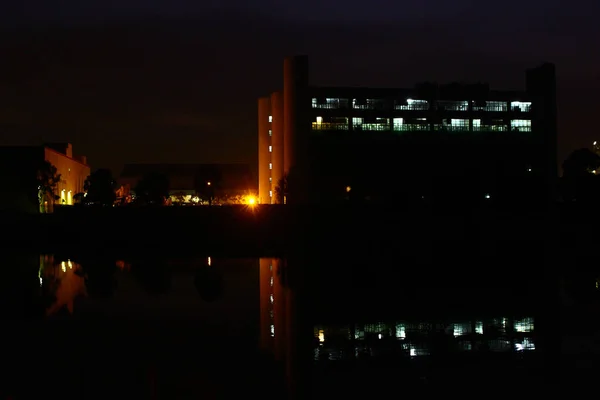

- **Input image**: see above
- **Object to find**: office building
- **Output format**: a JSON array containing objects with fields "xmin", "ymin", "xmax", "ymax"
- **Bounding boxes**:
[{"xmin": 258, "ymin": 56, "xmax": 557, "ymax": 204}]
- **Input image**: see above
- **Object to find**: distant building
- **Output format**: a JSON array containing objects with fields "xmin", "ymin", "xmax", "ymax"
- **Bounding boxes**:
[
  {"xmin": 0, "ymin": 143, "xmax": 90, "ymax": 212},
  {"xmin": 258, "ymin": 56, "xmax": 557, "ymax": 204},
  {"xmin": 119, "ymin": 163, "xmax": 254, "ymax": 204}
]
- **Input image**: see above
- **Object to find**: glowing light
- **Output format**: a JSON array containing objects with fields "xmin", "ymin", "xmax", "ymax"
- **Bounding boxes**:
[
  {"xmin": 207, "ymin": 256, "xmax": 211, "ymax": 266},
  {"xmin": 318, "ymin": 330, "xmax": 325, "ymax": 342},
  {"xmin": 247, "ymin": 196, "xmax": 256, "ymax": 205},
  {"xmin": 207, "ymin": 181, "xmax": 211, "ymax": 186},
  {"xmin": 346, "ymin": 186, "xmax": 351, "ymax": 193},
  {"xmin": 67, "ymin": 260, "xmax": 72, "ymax": 269},
  {"xmin": 61, "ymin": 261, "xmax": 66, "ymax": 272}
]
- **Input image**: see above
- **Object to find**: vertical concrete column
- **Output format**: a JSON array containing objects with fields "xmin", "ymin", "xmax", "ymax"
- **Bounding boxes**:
[
  {"xmin": 526, "ymin": 63, "xmax": 557, "ymax": 204},
  {"xmin": 271, "ymin": 92, "xmax": 285, "ymax": 203},
  {"xmin": 258, "ymin": 97, "xmax": 272, "ymax": 204},
  {"xmin": 283, "ymin": 56, "xmax": 310, "ymax": 204}
]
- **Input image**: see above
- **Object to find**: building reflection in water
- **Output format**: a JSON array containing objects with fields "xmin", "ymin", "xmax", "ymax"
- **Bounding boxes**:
[
  {"xmin": 313, "ymin": 317, "xmax": 535, "ymax": 361},
  {"xmin": 260, "ymin": 257, "xmax": 537, "ymax": 359},
  {"xmin": 259, "ymin": 257, "xmax": 540, "ymax": 396},
  {"xmin": 39, "ymin": 254, "xmax": 86, "ymax": 316}
]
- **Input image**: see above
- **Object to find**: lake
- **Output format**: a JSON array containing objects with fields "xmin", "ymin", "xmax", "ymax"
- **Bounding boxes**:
[{"xmin": 1, "ymin": 252, "xmax": 594, "ymax": 398}]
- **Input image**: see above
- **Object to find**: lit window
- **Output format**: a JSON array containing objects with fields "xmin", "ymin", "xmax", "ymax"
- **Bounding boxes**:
[
  {"xmin": 450, "ymin": 119, "xmax": 469, "ymax": 130},
  {"xmin": 514, "ymin": 317, "xmax": 534, "ymax": 332},
  {"xmin": 269, "ymin": 190, "xmax": 273, "ymax": 197},
  {"xmin": 316, "ymin": 116, "xmax": 323, "ymax": 124},
  {"xmin": 511, "ymin": 119, "xmax": 531, "ymax": 132},
  {"xmin": 511, "ymin": 101, "xmax": 532, "ymax": 112},
  {"xmin": 269, "ymin": 163, "xmax": 272, "ymax": 170},
  {"xmin": 475, "ymin": 321, "xmax": 483, "ymax": 334},
  {"xmin": 268, "ymin": 115, "xmax": 272, "ymax": 122},
  {"xmin": 269, "ymin": 177, "xmax": 272, "ymax": 182},
  {"xmin": 318, "ymin": 330, "xmax": 325, "ymax": 342},
  {"xmin": 268, "ymin": 129, "xmax": 272, "ymax": 136},
  {"xmin": 268, "ymin": 145, "xmax": 272, "ymax": 152}
]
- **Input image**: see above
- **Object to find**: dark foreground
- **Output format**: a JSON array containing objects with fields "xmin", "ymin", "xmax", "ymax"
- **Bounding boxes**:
[{"xmin": 1, "ymin": 202, "xmax": 595, "ymax": 257}]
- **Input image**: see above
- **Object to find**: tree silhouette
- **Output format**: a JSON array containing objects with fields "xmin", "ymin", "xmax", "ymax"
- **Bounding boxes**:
[
  {"xmin": 274, "ymin": 174, "xmax": 288, "ymax": 204},
  {"xmin": 84, "ymin": 168, "xmax": 117, "ymax": 206},
  {"xmin": 562, "ymin": 148, "xmax": 600, "ymax": 177},
  {"xmin": 134, "ymin": 172, "xmax": 170, "ymax": 205},
  {"xmin": 561, "ymin": 148, "xmax": 600, "ymax": 201},
  {"xmin": 194, "ymin": 168, "xmax": 221, "ymax": 205},
  {"xmin": 36, "ymin": 160, "xmax": 61, "ymax": 213}
]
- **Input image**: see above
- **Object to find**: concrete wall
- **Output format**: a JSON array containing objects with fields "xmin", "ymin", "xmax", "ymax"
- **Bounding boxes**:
[
  {"xmin": 283, "ymin": 56, "xmax": 310, "ymax": 204},
  {"xmin": 258, "ymin": 97, "xmax": 272, "ymax": 204}
]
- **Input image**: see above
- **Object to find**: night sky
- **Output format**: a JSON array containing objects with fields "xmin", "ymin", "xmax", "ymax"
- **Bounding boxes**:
[{"xmin": 1, "ymin": 0, "xmax": 598, "ymax": 176}]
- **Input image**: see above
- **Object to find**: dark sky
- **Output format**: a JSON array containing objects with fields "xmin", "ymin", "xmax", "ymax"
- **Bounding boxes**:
[{"xmin": 1, "ymin": 1, "xmax": 598, "ymax": 176}]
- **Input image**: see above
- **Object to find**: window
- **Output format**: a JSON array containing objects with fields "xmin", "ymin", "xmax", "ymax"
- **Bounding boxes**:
[
  {"xmin": 393, "ymin": 118, "xmax": 404, "ymax": 130},
  {"xmin": 511, "ymin": 119, "xmax": 531, "ymax": 132},
  {"xmin": 268, "ymin": 129, "xmax": 272, "ymax": 136},
  {"xmin": 475, "ymin": 321, "xmax": 483, "ymax": 334},
  {"xmin": 268, "ymin": 115, "xmax": 272, "ymax": 122},
  {"xmin": 269, "ymin": 163, "xmax": 272, "ymax": 169},
  {"xmin": 511, "ymin": 101, "xmax": 532, "ymax": 112},
  {"xmin": 360, "ymin": 117, "xmax": 390, "ymax": 131},
  {"xmin": 269, "ymin": 177, "xmax": 272, "ymax": 183},
  {"xmin": 311, "ymin": 97, "xmax": 349, "ymax": 109},
  {"xmin": 472, "ymin": 119, "xmax": 481, "ymax": 131},
  {"xmin": 311, "ymin": 116, "xmax": 349, "ymax": 131},
  {"xmin": 352, "ymin": 98, "xmax": 384, "ymax": 110},
  {"xmin": 473, "ymin": 101, "xmax": 507, "ymax": 112},
  {"xmin": 268, "ymin": 145, "xmax": 272, "ymax": 152},
  {"xmin": 438, "ymin": 101, "xmax": 469, "ymax": 111},
  {"xmin": 449, "ymin": 119, "xmax": 469, "ymax": 131},
  {"xmin": 514, "ymin": 317, "xmax": 534, "ymax": 333},
  {"xmin": 269, "ymin": 190, "xmax": 273, "ymax": 197},
  {"xmin": 395, "ymin": 99, "xmax": 429, "ymax": 111}
]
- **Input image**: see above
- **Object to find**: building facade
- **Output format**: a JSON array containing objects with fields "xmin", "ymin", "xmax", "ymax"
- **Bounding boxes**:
[
  {"xmin": 44, "ymin": 143, "xmax": 90, "ymax": 206},
  {"xmin": 0, "ymin": 143, "xmax": 90, "ymax": 212},
  {"xmin": 258, "ymin": 56, "xmax": 557, "ymax": 204}
]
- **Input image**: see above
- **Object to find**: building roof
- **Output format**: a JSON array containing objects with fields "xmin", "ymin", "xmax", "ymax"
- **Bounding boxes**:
[{"xmin": 309, "ymin": 85, "xmax": 531, "ymax": 101}]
